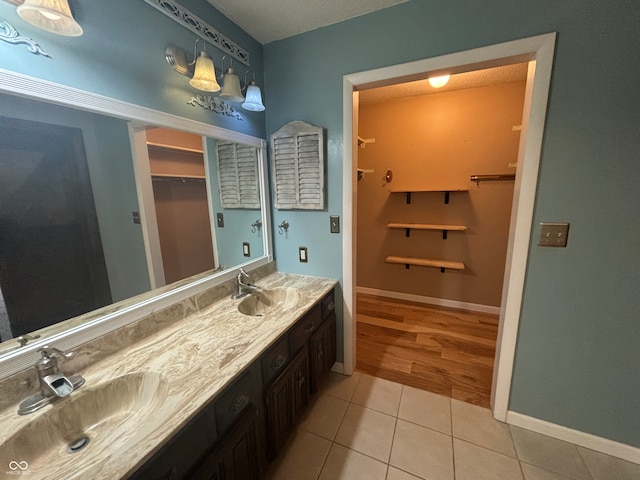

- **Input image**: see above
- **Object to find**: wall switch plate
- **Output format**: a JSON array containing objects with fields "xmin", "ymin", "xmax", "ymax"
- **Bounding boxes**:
[
  {"xmin": 132, "ymin": 211, "xmax": 140, "ymax": 224},
  {"xmin": 330, "ymin": 215, "xmax": 340, "ymax": 234},
  {"xmin": 216, "ymin": 213, "xmax": 224, "ymax": 227},
  {"xmin": 539, "ymin": 222, "xmax": 570, "ymax": 247},
  {"xmin": 299, "ymin": 246, "xmax": 308, "ymax": 263},
  {"xmin": 243, "ymin": 242, "xmax": 250, "ymax": 257}
]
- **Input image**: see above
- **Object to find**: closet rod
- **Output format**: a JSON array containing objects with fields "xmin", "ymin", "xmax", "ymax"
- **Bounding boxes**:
[{"xmin": 470, "ymin": 174, "xmax": 516, "ymax": 185}]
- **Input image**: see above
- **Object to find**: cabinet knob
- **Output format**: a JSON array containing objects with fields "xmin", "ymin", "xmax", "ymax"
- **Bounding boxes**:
[
  {"xmin": 271, "ymin": 353, "xmax": 288, "ymax": 370},
  {"xmin": 303, "ymin": 322, "xmax": 315, "ymax": 334},
  {"xmin": 230, "ymin": 393, "xmax": 250, "ymax": 414}
]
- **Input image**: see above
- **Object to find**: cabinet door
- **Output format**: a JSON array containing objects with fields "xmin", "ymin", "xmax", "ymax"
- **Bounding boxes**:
[
  {"xmin": 193, "ymin": 407, "xmax": 261, "ymax": 480},
  {"xmin": 129, "ymin": 400, "xmax": 217, "ymax": 480},
  {"xmin": 310, "ymin": 313, "xmax": 337, "ymax": 395},
  {"xmin": 264, "ymin": 347, "xmax": 308, "ymax": 460}
]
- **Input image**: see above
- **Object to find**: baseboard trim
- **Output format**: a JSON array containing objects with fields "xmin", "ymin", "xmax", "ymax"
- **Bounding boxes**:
[
  {"xmin": 331, "ymin": 362, "xmax": 345, "ymax": 374},
  {"xmin": 507, "ymin": 411, "xmax": 640, "ymax": 465},
  {"xmin": 356, "ymin": 286, "xmax": 501, "ymax": 315}
]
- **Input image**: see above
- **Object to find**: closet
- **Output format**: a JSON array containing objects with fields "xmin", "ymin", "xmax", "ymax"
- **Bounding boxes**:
[{"xmin": 146, "ymin": 128, "xmax": 215, "ymax": 285}]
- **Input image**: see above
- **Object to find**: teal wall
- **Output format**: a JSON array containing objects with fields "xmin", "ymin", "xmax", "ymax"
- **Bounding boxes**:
[
  {"xmin": 205, "ymin": 137, "xmax": 265, "ymax": 268},
  {"xmin": 0, "ymin": 93, "xmax": 150, "ymax": 301},
  {"xmin": 0, "ymin": 0, "xmax": 265, "ymax": 138},
  {"xmin": 264, "ymin": 1, "xmax": 640, "ymax": 447}
]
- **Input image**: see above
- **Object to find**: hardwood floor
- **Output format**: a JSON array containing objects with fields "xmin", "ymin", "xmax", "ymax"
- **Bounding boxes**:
[{"xmin": 356, "ymin": 293, "xmax": 499, "ymax": 408}]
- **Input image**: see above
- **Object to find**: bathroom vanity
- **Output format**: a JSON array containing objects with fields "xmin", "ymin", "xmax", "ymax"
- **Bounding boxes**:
[{"xmin": 0, "ymin": 270, "xmax": 337, "ymax": 480}]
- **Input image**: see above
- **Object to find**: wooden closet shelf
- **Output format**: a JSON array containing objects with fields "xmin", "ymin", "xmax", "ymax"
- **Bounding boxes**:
[
  {"xmin": 147, "ymin": 141, "xmax": 204, "ymax": 154},
  {"xmin": 387, "ymin": 223, "xmax": 467, "ymax": 239},
  {"xmin": 385, "ymin": 255, "xmax": 465, "ymax": 272},
  {"xmin": 389, "ymin": 188, "xmax": 469, "ymax": 204}
]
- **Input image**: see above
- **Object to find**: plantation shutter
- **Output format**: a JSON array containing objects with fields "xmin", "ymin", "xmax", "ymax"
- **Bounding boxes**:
[
  {"xmin": 216, "ymin": 142, "xmax": 261, "ymax": 209},
  {"xmin": 270, "ymin": 120, "xmax": 324, "ymax": 210}
]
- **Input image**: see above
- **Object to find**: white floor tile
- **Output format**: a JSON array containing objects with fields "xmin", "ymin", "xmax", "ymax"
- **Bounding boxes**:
[
  {"xmin": 521, "ymin": 463, "xmax": 576, "ymax": 480},
  {"xmin": 454, "ymin": 438, "xmax": 523, "ymax": 480},
  {"xmin": 389, "ymin": 419, "xmax": 454, "ymax": 480},
  {"xmin": 451, "ymin": 399, "xmax": 517, "ymax": 457},
  {"xmin": 266, "ymin": 429, "xmax": 331, "ymax": 480},
  {"xmin": 577, "ymin": 446, "xmax": 640, "ymax": 480},
  {"xmin": 510, "ymin": 426, "xmax": 591, "ymax": 480},
  {"xmin": 321, "ymin": 371, "xmax": 362, "ymax": 401},
  {"xmin": 398, "ymin": 385, "xmax": 451, "ymax": 435},
  {"xmin": 318, "ymin": 443, "xmax": 387, "ymax": 480},
  {"xmin": 351, "ymin": 374, "xmax": 402, "ymax": 416},
  {"xmin": 386, "ymin": 466, "xmax": 424, "ymax": 480},
  {"xmin": 299, "ymin": 394, "xmax": 349, "ymax": 440},
  {"xmin": 335, "ymin": 403, "xmax": 397, "ymax": 462}
]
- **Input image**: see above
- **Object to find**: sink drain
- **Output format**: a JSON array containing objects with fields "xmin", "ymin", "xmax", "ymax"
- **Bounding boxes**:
[{"xmin": 67, "ymin": 436, "xmax": 90, "ymax": 454}]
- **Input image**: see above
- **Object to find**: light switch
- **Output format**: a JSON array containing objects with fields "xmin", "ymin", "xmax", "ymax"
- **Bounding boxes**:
[
  {"xmin": 299, "ymin": 246, "xmax": 308, "ymax": 263},
  {"xmin": 243, "ymin": 242, "xmax": 250, "ymax": 257},
  {"xmin": 539, "ymin": 222, "xmax": 570, "ymax": 247},
  {"xmin": 330, "ymin": 215, "xmax": 340, "ymax": 234},
  {"xmin": 216, "ymin": 213, "xmax": 224, "ymax": 228}
]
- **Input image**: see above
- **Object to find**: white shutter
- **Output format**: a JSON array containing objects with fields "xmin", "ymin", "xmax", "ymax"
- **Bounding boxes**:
[
  {"xmin": 270, "ymin": 121, "xmax": 324, "ymax": 210},
  {"xmin": 216, "ymin": 142, "xmax": 260, "ymax": 209}
]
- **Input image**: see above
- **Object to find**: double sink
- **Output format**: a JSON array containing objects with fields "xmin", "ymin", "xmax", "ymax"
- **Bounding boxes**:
[{"xmin": 0, "ymin": 281, "xmax": 309, "ymax": 479}]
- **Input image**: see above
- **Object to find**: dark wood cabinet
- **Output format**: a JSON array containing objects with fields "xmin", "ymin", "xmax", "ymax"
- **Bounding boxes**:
[
  {"xmin": 132, "ymin": 287, "xmax": 336, "ymax": 480},
  {"xmin": 128, "ymin": 399, "xmax": 217, "ymax": 480},
  {"xmin": 264, "ymin": 347, "xmax": 309, "ymax": 459},
  {"xmin": 193, "ymin": 406, "xmax": 262, "ymax": 480}
]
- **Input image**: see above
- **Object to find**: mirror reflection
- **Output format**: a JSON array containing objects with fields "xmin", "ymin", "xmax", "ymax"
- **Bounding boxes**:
[{"xmin": 0, "ymin": 91, "xmax": 266, "ymax": 351}]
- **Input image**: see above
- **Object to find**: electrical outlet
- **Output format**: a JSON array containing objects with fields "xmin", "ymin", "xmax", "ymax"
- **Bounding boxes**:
[
  {"xmin": 243, "ymin": 242, "xmax": 250, "ymax": 257},
  {"xmin": 539, "ymin": 222, "xmax": 570, "ymax": 247},
  {"xmin": 216, "ymin": 213, "xmax": 224, "ymax": 228},
  {"xmin": 330, "ymin": 215, "xmax": 340, "ymax": 234},
  {"xmin": 132, "ymin": 211, "xmax": 140, "ymax": 224},
  {"xmin": 299, "ymin": 247, "xmax": 308, "ymax": 263}
]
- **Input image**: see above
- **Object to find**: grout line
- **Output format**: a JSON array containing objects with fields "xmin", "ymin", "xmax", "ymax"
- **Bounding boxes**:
[{"xmin": 450, "ymin": 397, "xmax": 456, "ymax": 479}]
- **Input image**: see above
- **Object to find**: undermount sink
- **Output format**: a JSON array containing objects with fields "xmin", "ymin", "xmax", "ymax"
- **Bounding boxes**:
[
  {"xmin": 1, "ymin": 371, "xmax": 168, "ymax": 478},
  {"xmin": 237, "ymin": 287, "xmax": 301, "ymax": 316}
]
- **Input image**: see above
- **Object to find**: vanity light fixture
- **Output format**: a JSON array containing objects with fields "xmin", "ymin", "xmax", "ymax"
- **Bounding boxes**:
[
  {"xmin": 166, "ymin": 38, "xmax": 221, "ymax": 93},
  {"xmin": 219, "ymin": 56, "xmax": 245, "ymax": 102},
  {"xmin": 241, "ymin": 72, "xmax": 265, "ymax": 112},
  {"xmin": 428, "ymin": 74, "xmax": 450, "ymax": 88},
  {"xmin": 16, "ymin": 0, "xmax": 83, "ymax": 37}
]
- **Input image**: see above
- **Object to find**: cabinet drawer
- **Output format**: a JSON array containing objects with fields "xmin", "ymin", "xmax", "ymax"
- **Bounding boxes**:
[
  {"xmin": 321, "ymin": 290, "xmax": 335, "ymax": 319},
  {"xmin": 289, "ymin": 305, "xmax": 321, "ymax": 355},
  {"xmin": 261, "ymin": 336, "xmax": 290, "ymax": 385},
  {"xmin": 214, "ymin": 367, "xmax": 257, "ymax": 436}
]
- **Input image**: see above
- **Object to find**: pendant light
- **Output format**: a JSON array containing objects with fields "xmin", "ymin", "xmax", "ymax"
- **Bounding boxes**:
[
  {"xmin": 219, "ymin": 57, "xmax": 244, "ymax": 102},
  {"xmin": 17, "ymin": 0, "xmax": 83, "ymax": 37},
  {"xmin": 189, "ymin": 40, "xmax": 220, "ymax": 92},
  {"xmin": 241, "ymin": 72, "xmax": 265, "ymax": 112}
]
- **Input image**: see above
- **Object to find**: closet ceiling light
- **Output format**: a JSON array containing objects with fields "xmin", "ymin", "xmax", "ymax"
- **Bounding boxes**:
[
  {"xmin": 428, "ymin": 75, "xmax": 450, "ymax": 88},
  {"xmin": 16, "ymin": 0, "xmax": 83, "ymax": 36}
]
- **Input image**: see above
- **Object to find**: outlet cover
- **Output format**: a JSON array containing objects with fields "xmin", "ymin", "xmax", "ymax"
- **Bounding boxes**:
[
  {"xmin": 539, "ymin": 222, "xmax": 570, "ymax": 247},
  {"xmin": 216, "ymin": 213, "xmax": 224, "ymax": 228}
]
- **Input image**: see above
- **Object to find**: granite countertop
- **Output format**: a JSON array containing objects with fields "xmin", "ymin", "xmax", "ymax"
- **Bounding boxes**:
[{"xmin": 0, "ymin": 272, "xmax": 337, "ymax": 480}]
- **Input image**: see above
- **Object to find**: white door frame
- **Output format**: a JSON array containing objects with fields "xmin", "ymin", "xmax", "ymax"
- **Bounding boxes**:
[{"xmin": 342, "ymin": 33, "xmax": 556, "ymax": 421}]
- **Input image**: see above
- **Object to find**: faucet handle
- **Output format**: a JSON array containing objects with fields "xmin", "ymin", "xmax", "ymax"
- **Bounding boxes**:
[
  {"xmin": 37, "ymin": 346, "xmax": 75, "ymax": 361},
  {"xmin": 238, "ymin": 267, "xmax": 250, "ymax": 279}
]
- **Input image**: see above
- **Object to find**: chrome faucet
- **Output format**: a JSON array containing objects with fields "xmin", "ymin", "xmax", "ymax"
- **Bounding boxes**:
[
  {"xmin": 18, "ymin": 346, "xmax": 85, "ymax": 415},
  {"xmin": 231, "ymin": 268, "xmax": 258, "ymax": 299}
]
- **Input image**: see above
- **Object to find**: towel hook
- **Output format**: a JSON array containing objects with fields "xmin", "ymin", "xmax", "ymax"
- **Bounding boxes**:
[
  {"xmin": 278, "ymin": 220, "xmax": 289, "ymax": 235},
  {"xmin": 250, "ymin": 219, "xmax": 262, "ymax": 233}
]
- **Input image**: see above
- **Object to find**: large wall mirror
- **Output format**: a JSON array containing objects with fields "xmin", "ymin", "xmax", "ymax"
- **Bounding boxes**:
[{"xmin": 0, "ymin": 69, "xmax": 272, "ymax": 376}]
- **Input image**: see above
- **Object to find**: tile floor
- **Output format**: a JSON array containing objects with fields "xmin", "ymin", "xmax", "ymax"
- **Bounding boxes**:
[{"xmin": 266, "ymin": 371, "xmax": 640, "ymax": 480}]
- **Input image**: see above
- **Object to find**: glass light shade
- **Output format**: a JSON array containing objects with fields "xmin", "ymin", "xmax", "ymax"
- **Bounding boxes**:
[
  {"xmin": 17, "ymin": 0, "xmax": 83, "ymax": 37},
  {"xmin": 219, "ymin": 68, "xmax": 244, "ymax": 102},
  {"xmin": 189, "ymin": 51, "xmax": 220, "ymax": 92},
  {"xmin": 428, "ymin": 75, "xmax": 450, "ymax": 88},
  {"xmin": 241, "ymin": 81, "xmax": 265, "ymax": 112}
]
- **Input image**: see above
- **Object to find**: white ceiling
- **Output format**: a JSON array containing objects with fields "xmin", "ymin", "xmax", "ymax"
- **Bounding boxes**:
[
  {"xmin": 206, "ymin": 0, "xmax": 410, "ymax": 44},
  {"xmin": 359, "ymin": 63, "xmax": 529, "ymax": 105}
]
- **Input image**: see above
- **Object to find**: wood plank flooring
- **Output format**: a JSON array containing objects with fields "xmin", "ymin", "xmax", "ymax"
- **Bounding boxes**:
[{"xmin": 356, "ymin": 293, "xmax": 499, "ymax": 408}]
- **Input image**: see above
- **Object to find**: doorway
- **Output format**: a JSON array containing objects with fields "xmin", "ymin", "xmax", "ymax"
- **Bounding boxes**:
[
  {"xmin": 0, "ymin": 116, "xmax": 112, "ymax": 339},
  {"xmin": 342, "ymin": 33, "xmax": 556, "ymax": 420}
]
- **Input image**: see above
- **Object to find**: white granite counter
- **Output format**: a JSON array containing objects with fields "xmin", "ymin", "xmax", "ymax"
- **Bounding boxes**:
[{"xmin": 0, "ymin": 272, "xmax": 337, "ymax": 480}]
